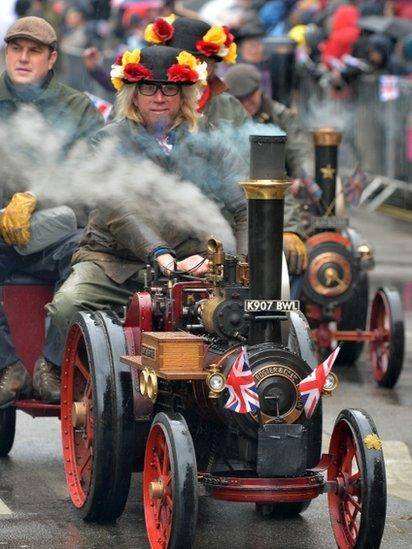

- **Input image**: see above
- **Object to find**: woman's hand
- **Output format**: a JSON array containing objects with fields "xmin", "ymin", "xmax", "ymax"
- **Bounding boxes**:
[
  {"xmin": 156, "ymin": 253, "xmax": 176, "ymax": 275},
  {"xmin": 177, "ymin": 255, "xmax": 209, "ymax": 276}
]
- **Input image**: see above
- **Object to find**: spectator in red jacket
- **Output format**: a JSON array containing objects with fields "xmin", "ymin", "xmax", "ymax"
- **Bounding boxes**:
[{"xmin": 320, "ymin": 4, "xmax": 360, "ymax": 69}]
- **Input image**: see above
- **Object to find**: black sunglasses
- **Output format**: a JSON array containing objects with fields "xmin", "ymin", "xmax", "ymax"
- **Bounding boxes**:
[{"xmin": 137, "ymin": 82, "xmax": 180, "ymax": 96}]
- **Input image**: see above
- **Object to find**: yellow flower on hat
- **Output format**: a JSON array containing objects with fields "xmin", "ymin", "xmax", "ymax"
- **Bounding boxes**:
[
  {"xmin": 177, "ymin": 51, "xmax": 198, "ymax": 71},
  {"xmin": 223, "ymin": 42, "xmax": 237, "ymax": 64},
  {"xmin": 164, "ymin": 13, "xmax": 176, "ymax": 24},
  {"xmin": 203, "ymin": 26, "xmax": 227, "ymax": 45},
  {"xmin": 122, "ymin": 48, "xmax": 141, "ymax": 65},
  {"xmin": 144, "ymin": 23, "xmax": 162, "ymax": 44},
  {"xmin": 111, "ymin": 77, "xmax": 124, "ymax": 91},
  {"xmin": 110, "ymin": 61, "xmax": 124, "ymax": 89}
]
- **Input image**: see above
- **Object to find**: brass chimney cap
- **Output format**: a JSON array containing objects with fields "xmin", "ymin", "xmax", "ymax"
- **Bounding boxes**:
[
  {"xmin": 312, "ymin": 128, "xmax": 342, "ymax": 146},
  {"xmin": 240, "ymin": 179, "xmax": 291, "ymax": 200}
]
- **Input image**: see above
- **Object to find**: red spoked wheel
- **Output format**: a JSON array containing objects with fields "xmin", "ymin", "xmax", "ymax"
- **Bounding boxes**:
[
  {"xmin": 143, "ymin": 412, "xmax": 197, "ymax": 549},
  {"xmin": 369, "ymin": 287, "xmax": 404, "ymax": 388},
  {"xmin": 61, "ymin": 311, "xmax": 134, "ymax": 522},
  {"xmin": 328, "ymin": 409, "xmax": 386, "ymax": 548}
]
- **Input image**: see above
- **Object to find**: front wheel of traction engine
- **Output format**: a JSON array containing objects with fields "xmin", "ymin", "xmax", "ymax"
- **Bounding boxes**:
[
  {"xmin": 369, "ymin": 287, "xmax": 404, "ymax": 388},
  {"xmin": 61, "ymin": 311, "xmax": 134, "ymax": 522},
  {"xmin": 143, "ymin": 412, "xmax": 198, "ymax": 549},
  {"xmin": 328, "ymin": 408, "xmax": 386, "ymax": 548}
]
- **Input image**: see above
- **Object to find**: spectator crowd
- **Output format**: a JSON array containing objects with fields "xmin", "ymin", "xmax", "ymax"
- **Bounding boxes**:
[{"xmin": 2, "ymin": 1, "xmax": 411, "ymax": 94}]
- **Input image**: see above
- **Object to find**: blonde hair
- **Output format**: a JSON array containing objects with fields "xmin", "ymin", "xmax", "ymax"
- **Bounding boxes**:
[{"xmin": 115, "ymin": 82, "xmax": 201, "ymax": 132}]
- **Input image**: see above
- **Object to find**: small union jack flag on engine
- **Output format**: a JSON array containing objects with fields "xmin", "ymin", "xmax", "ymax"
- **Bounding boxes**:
[
  {"xmin": 224, "ymin": 347, "xmax": 260, "ymax": 414},
  {"xmin": 298, "ymin": 346, "xmax": 341, "ymax": 419}
]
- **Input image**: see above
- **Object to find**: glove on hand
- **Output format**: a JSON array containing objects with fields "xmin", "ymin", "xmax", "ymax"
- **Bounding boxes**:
[
  {"xmin": 0, "ymin": 192, "xmax": 37, "ymax": 247},
  {"xmin": 283, "ymin": 232, "xmax": 308, "ymax": 275}
]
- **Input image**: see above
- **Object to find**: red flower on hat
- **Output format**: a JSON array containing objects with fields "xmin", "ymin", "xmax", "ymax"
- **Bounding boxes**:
[
  {"xmin": 167, "ymin": 64, "xmax": 198, "ymax": 83},
  {"xmin": 123, "ymin": 63, "xmax": 154, "ymax": 82},
  {"xmin": 115, "ymin": 53, "xmax": 124, "ymax": 65},
  {"xmin": 153, "ymin": 18, "xmax": 175, "ymax": 42},
  {"xmin": 223, "ymin": 26, "xmax": 234, "ymax": 47},
  {"xmin": 195, "ymin": 40, "xmax": 220, "ymax": 57}
]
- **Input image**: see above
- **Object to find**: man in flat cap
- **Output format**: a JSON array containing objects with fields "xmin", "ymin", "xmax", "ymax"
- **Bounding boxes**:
[
  {"xmin": 1, "ymin": 16, "xmax": 103, "ymax": 145},
  {"xmin": 224, "ymin": 63, "xmax": 314, "ymax": 180},
  {"xmin": 0, "ymin": 17, "xmax": 104, "ymax": 407}
]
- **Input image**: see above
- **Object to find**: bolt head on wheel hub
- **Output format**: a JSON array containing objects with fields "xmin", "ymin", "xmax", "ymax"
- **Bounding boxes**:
[
  {"xmin": 71, "ymin": 401, "xmax": 87, "ymax": 429},
  {"xmin": 149, "ymin": 479, "xmax": 165, "ymax": 499}
]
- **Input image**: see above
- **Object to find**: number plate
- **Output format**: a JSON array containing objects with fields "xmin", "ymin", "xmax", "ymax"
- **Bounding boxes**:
[
  {"xmin": 244, "ymin": 300, "xmax": 300, "ymax": 312},
  {"xmin": 312, "ymin": 216, "xmax": 349, "ymax": 229}
]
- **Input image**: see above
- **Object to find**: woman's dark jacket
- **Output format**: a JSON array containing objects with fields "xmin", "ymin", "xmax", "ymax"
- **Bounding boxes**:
[{"xmin": 73, "ymin": 118, "xmax": 301, "ymax": 284}]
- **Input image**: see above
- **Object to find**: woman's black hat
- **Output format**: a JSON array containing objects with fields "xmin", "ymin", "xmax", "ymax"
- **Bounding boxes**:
[{"xmin": 166, "ymin": 17, "xmax": 211, "ymax": 54}]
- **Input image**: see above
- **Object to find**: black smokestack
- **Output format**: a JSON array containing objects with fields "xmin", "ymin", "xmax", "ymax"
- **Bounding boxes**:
[{"xmin": 241, "ymin": 134, "xmax": 289, "ymax": 345}]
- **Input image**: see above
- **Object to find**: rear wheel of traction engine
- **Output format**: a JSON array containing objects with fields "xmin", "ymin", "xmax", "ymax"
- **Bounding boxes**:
[
  {"xmin": 336, "ymin": 272, "xmax": 369, "ymax": 365},
  {"xmin": 0, "ymin": 406, "xmax": 16, "ymax": 457},
  {"xmin": 328, "ymin": 408, "xmax": 386, "ymax": 548},
  {"xmin": 143, "ymin": 412, "xmax": 198, "ymax": 549},
  {"xmin": 61, "ymin": 311, "xmax": 133, "ymax": 522},
  {"xmin": 369, "ymin": 287, "xmax": 404, "ymax": 388},
  {"xmin": 96, "ymin": 311, "xmax": 138, "ymax": 485}
]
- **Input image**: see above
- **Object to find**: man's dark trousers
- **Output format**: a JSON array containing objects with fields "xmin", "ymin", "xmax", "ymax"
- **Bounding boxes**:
[{"xmin": 0, "ymin": 231, "xmax": 81, "ymax": 371}]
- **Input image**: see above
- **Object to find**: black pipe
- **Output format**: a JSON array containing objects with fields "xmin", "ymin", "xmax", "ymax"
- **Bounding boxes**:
[
  {"xmin": 246, "ymin": 135, "xmax": 288, "ymax": 345},
  {"xmin": 312, "ymin": 129, "xmax": 342, "ymax": 214}
]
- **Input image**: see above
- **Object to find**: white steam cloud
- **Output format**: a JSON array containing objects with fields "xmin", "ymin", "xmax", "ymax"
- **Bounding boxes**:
[{"xmin": 0, "ymin": 106, "xmax": 239, "ymax": 251}]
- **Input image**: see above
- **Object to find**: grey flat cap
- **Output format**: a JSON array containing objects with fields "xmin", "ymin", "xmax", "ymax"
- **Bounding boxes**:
[
  {"xmin": 224, "ymin": 63, "xmax": 262, "ymax": 99},
  {"xmin": 5, "ymin": 16, "xmax": 57, "ymax": 48}
]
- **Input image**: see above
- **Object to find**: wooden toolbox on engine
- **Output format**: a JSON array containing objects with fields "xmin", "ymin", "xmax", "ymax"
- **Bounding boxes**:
[{"xmin": 120, "ymin": 332, "xmax": 207, "ymax": 380}]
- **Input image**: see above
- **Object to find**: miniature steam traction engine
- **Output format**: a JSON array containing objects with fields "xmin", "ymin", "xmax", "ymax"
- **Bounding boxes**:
[
  {"xmin": 299, "ymin": 128, "xmax": 404, "ymax": 388},
  {"xmin": 61, "ymin": 135, "xmax": 387, "ymax": 548}
]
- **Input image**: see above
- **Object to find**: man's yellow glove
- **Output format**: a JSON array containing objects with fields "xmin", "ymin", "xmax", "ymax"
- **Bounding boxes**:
[
  {"xmin": 283, "ymin": 232, "xmax": 308, "ymax": 275},
  {"xmin": 0, "ymin": 192, "xmax": 37, "ymax": 247}
]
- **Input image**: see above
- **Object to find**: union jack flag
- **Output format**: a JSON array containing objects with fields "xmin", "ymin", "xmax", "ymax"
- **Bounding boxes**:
[
  {"xmin": 379, "ymin": 75, "xmax": 399, "ymax": 102},
  {"xmin": 224, "ymin": 347, "xmax": 260, "ymax": 414},
  {"xmin": 298, "ymin": 346, "xmax": 340, "ymax": 419},
  {"xmin": 343, "ymin": 167, "xmax": 368, "ymax": 205},
  {"xmin": 85, "ymin": 92, "xmax": 113, "ymax": 121}
]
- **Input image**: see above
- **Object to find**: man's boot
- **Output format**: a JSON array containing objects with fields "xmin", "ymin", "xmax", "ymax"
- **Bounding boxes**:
[
  {"xmin": 33, "ymin": 357, "xmax": 61, "ymax": 403},
  {"xmin": 0, "ymin": 361, "xmax": 32, "ymax": 407}
]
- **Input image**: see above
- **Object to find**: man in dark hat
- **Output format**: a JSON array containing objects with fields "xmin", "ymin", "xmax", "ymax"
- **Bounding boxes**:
[
  {"xmin": 233, "ymin": 20, "xmax": 273, "ymax": 98},
  {"xmin": 0, "ymin": 16, "xmax": 103, "ymax": 406},
  {"xmin": 235, "ymin": 20, "xmax": 267, "ymax": 66},
  {"xmin": 144, "ymin": 16, "xmax": 250, "ymax": 126},
  {"xmin": 47, "ymin": 45, "xmax": 307, "ymax": 340},
  {"xmin": 224, "ymin": 63, "xmax": 313, "ymax": 180}
]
